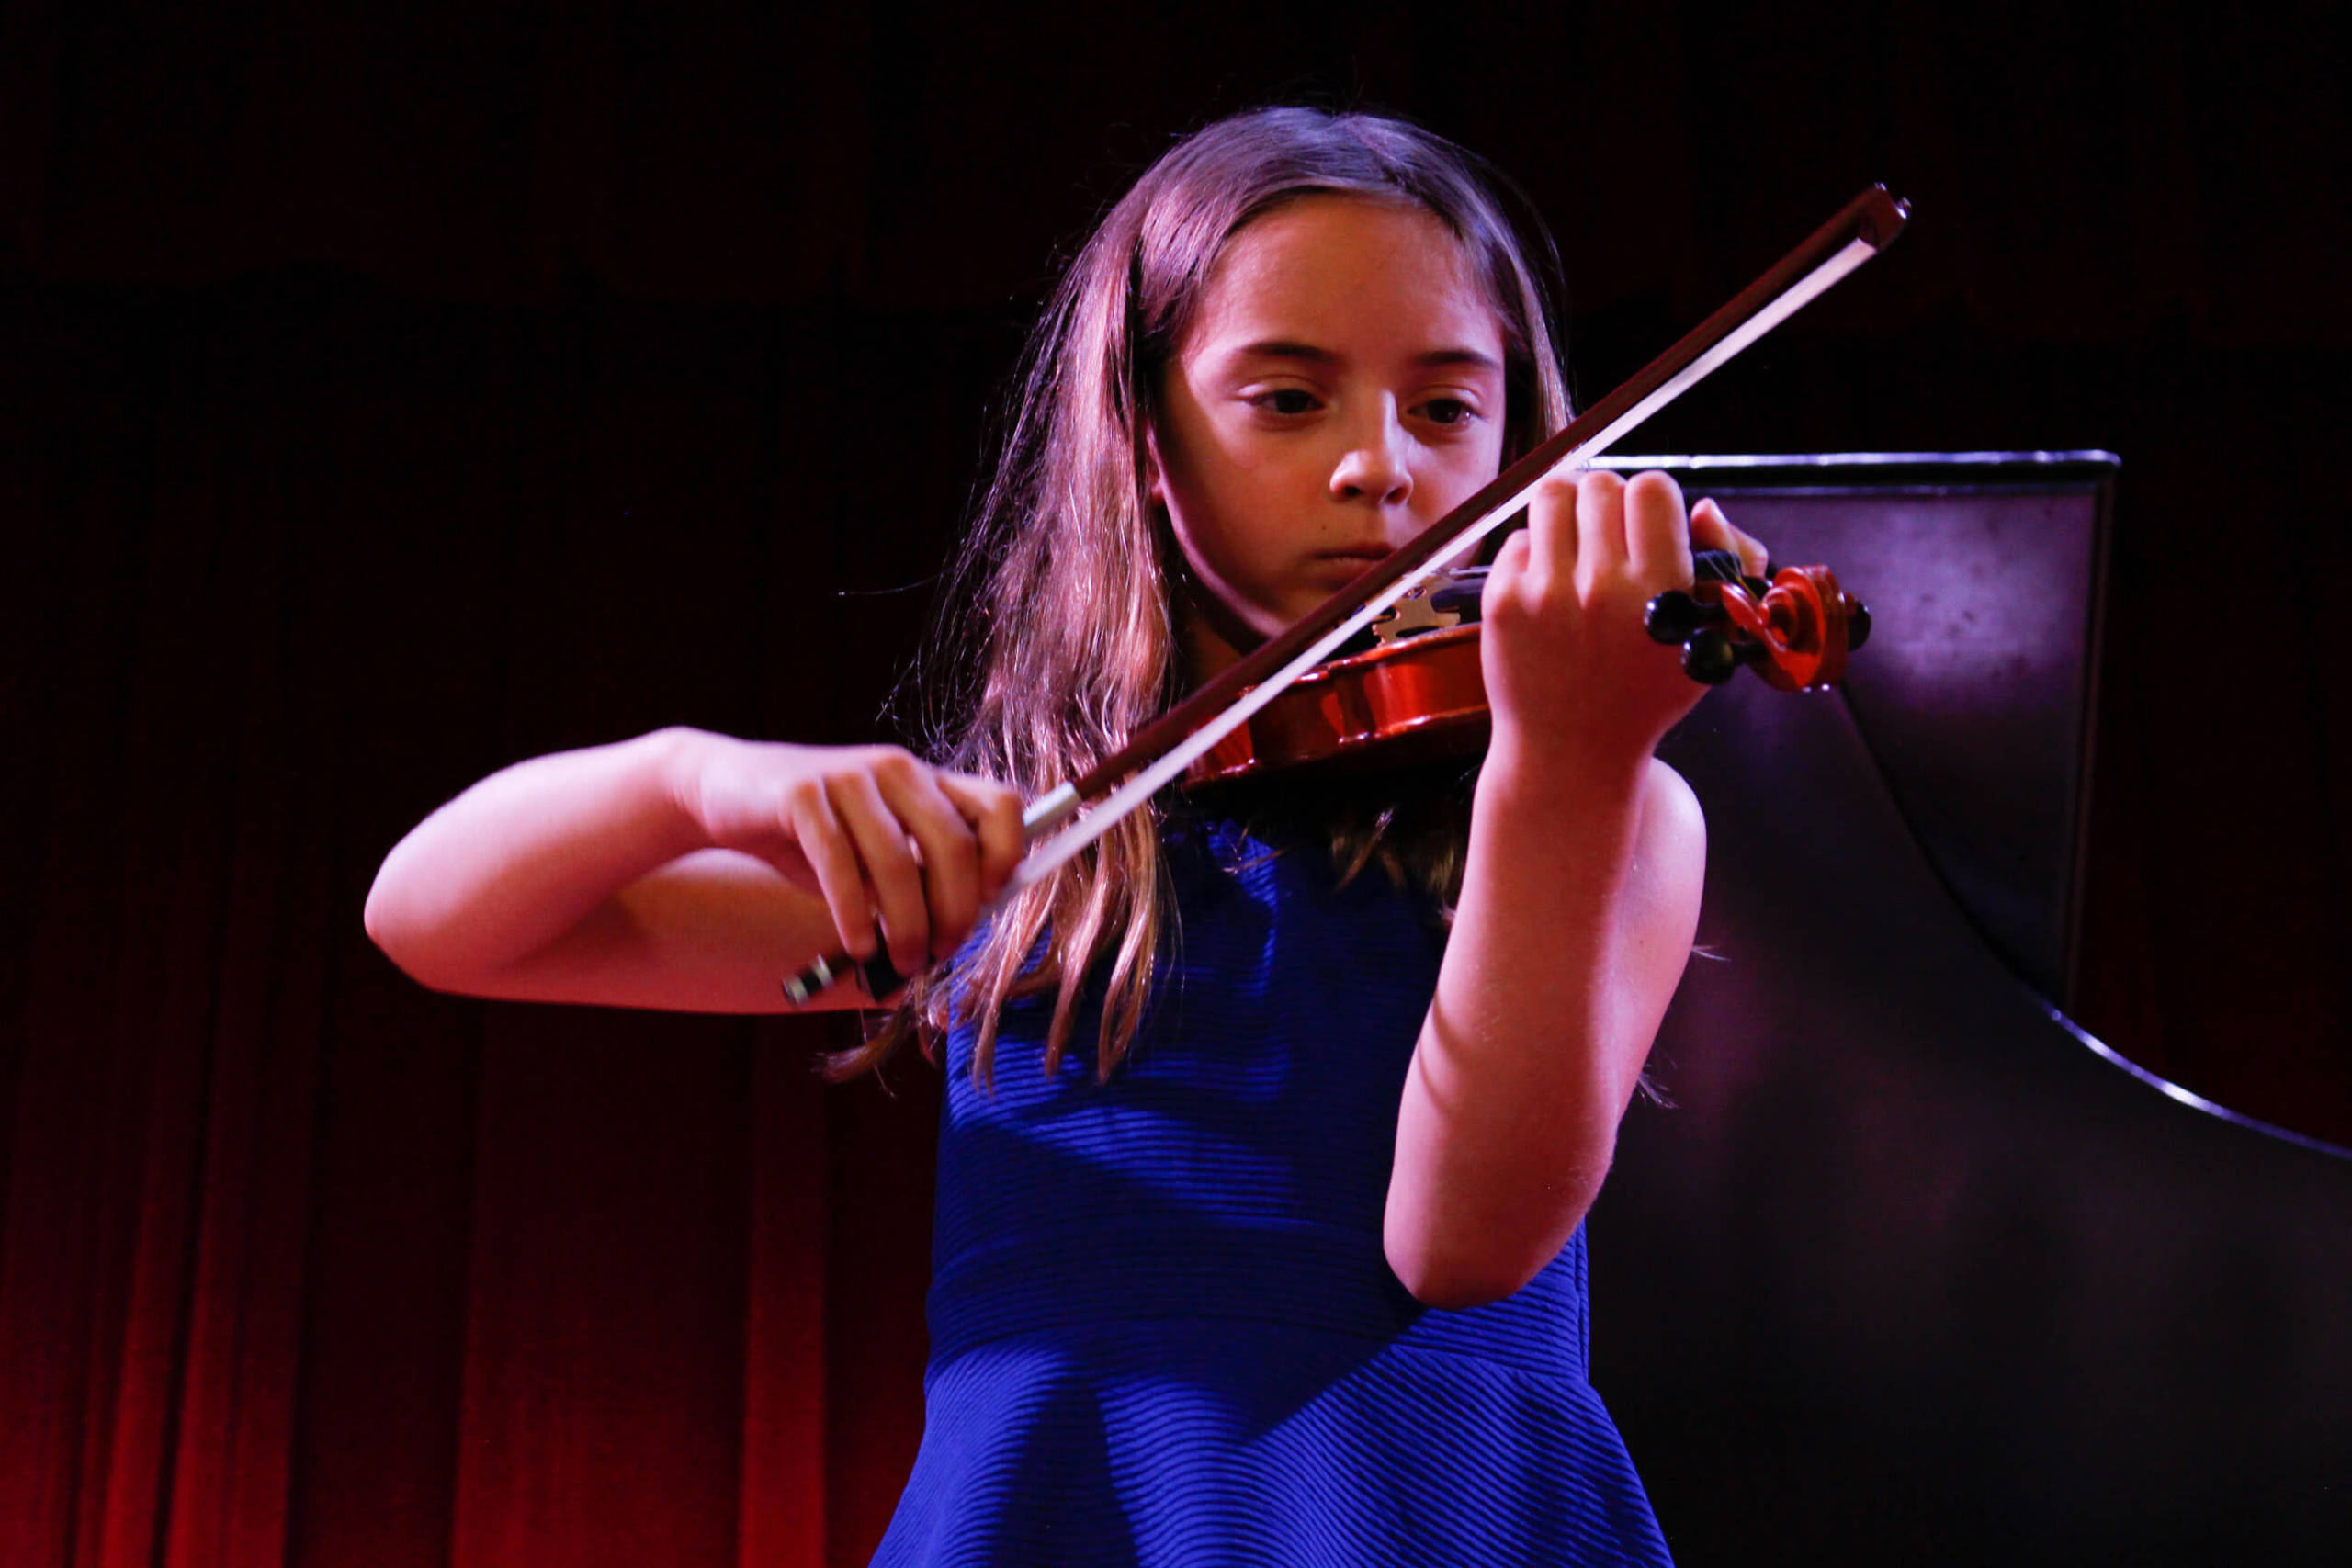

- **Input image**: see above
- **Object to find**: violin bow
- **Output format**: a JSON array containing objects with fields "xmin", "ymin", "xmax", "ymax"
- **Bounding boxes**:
[{"xmin": 786, "ymin": 185, "xmax": 1909, "ymax": 1005}]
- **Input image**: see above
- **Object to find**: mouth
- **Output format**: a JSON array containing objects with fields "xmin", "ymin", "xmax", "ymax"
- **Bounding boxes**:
[{"xmin": 1316, "ymin": 546, "xmax": 1394, "ymax": 564}]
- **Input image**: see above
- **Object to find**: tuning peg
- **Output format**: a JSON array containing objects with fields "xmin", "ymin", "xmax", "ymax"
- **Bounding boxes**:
[
  {"xmin": 1681, "ymin": 627, "xmax": 1746, "ymax": 685},
  {"xmin": 1646, "ymin": 590, "xmax": 1724, "ymax": 645}
]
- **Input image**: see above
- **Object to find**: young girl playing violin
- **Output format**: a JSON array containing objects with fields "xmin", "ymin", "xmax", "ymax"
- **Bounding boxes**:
[{"xmin": 368, "ymin": 106, "xmax": 1767, "ymax": 1566}]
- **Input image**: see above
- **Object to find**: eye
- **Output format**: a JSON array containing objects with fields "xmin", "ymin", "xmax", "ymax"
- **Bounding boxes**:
[
  {"xmin": 1251, "ymin": 388, "xmax": 1321, "ymax": 417},
  {"xmin": 1416, "ymin": 396, "xmax": 1479, "ymax": 428}
]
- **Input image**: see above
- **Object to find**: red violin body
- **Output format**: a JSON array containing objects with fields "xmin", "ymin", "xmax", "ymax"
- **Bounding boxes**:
[
  {"xmin": 1185, "ymin": 622, "xmax": 1491, "ymax": 787},
  {"xmin": 1182, "ymin": 556, "xmax": 1869, "ymax": 790}
]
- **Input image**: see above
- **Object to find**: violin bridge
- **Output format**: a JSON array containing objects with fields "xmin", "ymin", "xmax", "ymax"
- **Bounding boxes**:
[{"xmin": 1371, "ymin": 581, "xmax": 1464, "ymax": 644}]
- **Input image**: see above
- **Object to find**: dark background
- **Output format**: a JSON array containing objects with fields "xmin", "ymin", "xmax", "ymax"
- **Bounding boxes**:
[{"xmin": 3, "ymin": 3, "xmax": 2346, "ymax": 1565}]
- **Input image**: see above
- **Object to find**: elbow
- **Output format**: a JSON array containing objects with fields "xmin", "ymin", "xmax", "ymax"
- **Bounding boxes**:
[
  {"xmin": 1383, "ymin": 1166, "xmax": 1608, "ymax": 1312},
  {"xmin": 363, "ymin": 880, "xmax": 430, "ymax": 986},
  {"xmin": 362, "ymin": 868, "xmax": 406, "ymax": 964},
  {"xmin": 1387, "ymin": 1251, "xmax": 1539, "ymax": 1313},
  {"xmin": 1384, "ymin": 1218, "xmax": 1575, "ymax": 1312},
  {"xmin": 362, "ymin": 863, "xmax": 460, "ymax": 992}
]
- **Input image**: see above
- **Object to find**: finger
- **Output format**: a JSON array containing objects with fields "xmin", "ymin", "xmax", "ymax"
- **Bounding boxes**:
[
  {"xmin": 1480, "ymin": 528, "xmax": 1533, "ymax": 620},
  {"xmin": 1693, "ymin": 499, "xmax": 1769, "ymax": 578},
  {"xmin": 1690, "ymin": 498, "xmax": 1770, "ymax": 579},
  {"xmin": 831, "ymin": 771, "xmax": 933, "ymax": 976},
  {"xmin": 1624, "ymin": 470, "xmax": 1693, "ymax": 590},
  {"xmin": 938, "ymin": 773, "xmax": 1027, "ymax": 903},
  {"xmin": 1733, "ymin": 522, "xmax": 1770, "ymax": 580},
  {"xmin": 1574, "ymin": 468, "xmax": 1627, "ymax": 580},
  {"xmin": 1524, "ymin": 472, "xmax": 1581, "ymax": 582},
  {"xmin": 785, "ymin": 780, "xmax": 876, "ymax": 963},
  {"xmin": 880, "ymin": 765, "xmax": 988, "ymax": 960}
]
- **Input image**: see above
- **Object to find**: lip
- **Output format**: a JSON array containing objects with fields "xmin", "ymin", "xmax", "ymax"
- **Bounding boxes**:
[
  {"xmin": 1305, "ymin": 550, "xmax": 1391, "ymax": 588},
  {"xmin": 1316, "ymin": 547, "xmax": 1394, "ymax": 563}
]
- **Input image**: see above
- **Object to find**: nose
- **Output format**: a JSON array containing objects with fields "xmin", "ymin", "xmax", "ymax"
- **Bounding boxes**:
[{"xmin": 1329, "ymin": 401, "xmax": 1413, "ymax": 508}]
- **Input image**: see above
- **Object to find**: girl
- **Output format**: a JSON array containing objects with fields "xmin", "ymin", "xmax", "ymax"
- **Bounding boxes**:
[{"xmin": 368, "ymin": 107, "xmax": 1764, "ymax": 1565}]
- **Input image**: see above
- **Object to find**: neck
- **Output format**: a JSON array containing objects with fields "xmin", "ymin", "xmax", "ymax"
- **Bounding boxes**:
[{"xmin": 1176, "ymin": 588, "xmax": 1263, "ymax": 690}]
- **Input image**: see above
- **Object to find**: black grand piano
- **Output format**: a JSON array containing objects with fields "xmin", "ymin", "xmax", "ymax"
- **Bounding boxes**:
[{"xmin": 1587, "ymin": 453, "xmax": 2350, "ymax": 1565}]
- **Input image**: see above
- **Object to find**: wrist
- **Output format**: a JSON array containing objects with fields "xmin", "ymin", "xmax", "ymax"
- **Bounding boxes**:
[
  {"xmin": 636, "ymin": 726, "xmax": 729, "ymax": 858},
  {"xmin": 1480, "ymin": 725, "xmax": 1649, "ymax": 808}
]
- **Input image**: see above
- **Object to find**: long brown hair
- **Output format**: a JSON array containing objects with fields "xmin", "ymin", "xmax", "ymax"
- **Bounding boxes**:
[{"xmin": 831, "ymin": 107, "xmax": 1573, "ymax": 1086}]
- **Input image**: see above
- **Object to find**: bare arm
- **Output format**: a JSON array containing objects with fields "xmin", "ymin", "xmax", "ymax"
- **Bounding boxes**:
[
  {"xmin": 364, "ymin": 728, "xmax": 1023, "ymax": 1013},
  {"xmin": 1386, "ymin": 749, "xmax": 1702, "ymax": 1306},
  {"xmin": 1384, "ymin": 471, "xmax": 1756, "ymax": 1307}
]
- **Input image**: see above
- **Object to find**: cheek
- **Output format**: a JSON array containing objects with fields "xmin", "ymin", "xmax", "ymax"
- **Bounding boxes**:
[
  {"xmin": 1433, "ymin": 429, "xmax": 1508, "ymax": 505},
  {"xmin": 1166, "ymin": 487, "xmax": 1270, "ymax": 588},
  {"xmin": 1153, "ymin": 389, "xmax": 1241, "ymax": 518},
  {"xmin": 1162, "ymin": 434, "xmax": 1293, "ymax": 550}
]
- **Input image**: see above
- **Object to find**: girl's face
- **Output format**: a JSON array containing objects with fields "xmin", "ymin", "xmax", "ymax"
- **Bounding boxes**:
[{"xmin": 1151, "ymin": 195, "xmax": 1509, "ymax": 679}]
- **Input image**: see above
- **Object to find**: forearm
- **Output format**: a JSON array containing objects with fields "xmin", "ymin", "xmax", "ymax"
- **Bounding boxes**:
[
  {"xmin": 1385, "ymin": 741, "xmax": 1695, "ymax": 1307},
  {"xmin": 365, "ymin": 728, "xmax": 707, "ymax": 988}
]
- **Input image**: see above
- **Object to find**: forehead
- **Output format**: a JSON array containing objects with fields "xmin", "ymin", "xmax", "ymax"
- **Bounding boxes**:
[{"xmin": 1183, "ymin": 196, "xmax": 1503, "ymax": 358}]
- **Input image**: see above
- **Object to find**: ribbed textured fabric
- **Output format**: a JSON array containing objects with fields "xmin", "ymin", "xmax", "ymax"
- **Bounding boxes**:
[{"xmin": 873, "ymin": 815, "xmax": 1673, "ymax": 1567}]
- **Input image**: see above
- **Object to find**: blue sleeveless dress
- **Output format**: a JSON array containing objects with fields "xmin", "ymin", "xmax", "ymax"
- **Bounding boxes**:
[{"xmin": 873, "ymin": 813, "xmax": 1674, "ymax": 1567}]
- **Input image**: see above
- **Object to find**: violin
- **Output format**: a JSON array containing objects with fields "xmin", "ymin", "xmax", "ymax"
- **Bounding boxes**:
[
  {"xmin": 1182, "ymin": 551, "xmax": 1871, "ymax": 789},
  {"xmin": 785, "ymin": 186, "xmax": 1909, "ymax": 1005}
]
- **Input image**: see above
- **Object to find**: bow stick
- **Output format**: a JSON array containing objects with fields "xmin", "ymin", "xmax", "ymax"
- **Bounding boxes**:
[{"xmin": 786, "ymin": 185, "xmax": 1910, "ymax": 1005}]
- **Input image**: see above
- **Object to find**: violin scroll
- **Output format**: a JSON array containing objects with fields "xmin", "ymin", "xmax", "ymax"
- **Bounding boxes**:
[{"xmin": 1645, "ymin": 550, "xmax": 1870, "ymax": 692}]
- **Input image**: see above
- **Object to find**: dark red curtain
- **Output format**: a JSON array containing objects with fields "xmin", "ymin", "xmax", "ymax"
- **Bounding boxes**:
[
  {"xmin": 5, "ymin": 4, "xmax": 2347, "ymax": 1565},
  {"xmin": 0, "ymin": 271, "xmax": 965, "ymax": 1565}
]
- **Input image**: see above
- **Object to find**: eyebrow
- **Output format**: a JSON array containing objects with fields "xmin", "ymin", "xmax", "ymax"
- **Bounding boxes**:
[{"xmin": 1231, "ymin": 340, "xmax": 1504, "ymax": 373}]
